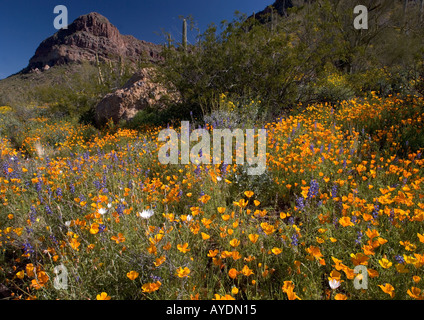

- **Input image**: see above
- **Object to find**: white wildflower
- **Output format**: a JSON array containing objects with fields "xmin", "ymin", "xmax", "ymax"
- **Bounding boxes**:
[{"xmin": 139, "ymin": 209, "xmax": 154, "ymax": 219}]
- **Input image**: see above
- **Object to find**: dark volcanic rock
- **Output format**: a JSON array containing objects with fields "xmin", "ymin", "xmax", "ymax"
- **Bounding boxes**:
[{"xmin": 25, "ymin": 12, "xmax": 163, "ymax": 72}]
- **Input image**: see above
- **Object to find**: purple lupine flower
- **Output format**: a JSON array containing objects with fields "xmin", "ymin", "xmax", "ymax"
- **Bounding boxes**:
[
  {"xmin": 331, "ymin": 185, "xmax": 338, "ymax": 199},
  {"xmin": 49, "ymin": 234, "xmax": 59, "ymax": 246},
  {"xmin": 151, "ymin": 274, "xmax": 163, "ymax": 282},
  {"xmin": 389, "ymin": 209, "xmax": 395, "ymax": 223},
  {"xmin": 46, "ymin": 185, "xmax": 52, "ymax": 197},
  {"xmin": 35, "ymin": 180, "xmax": 42, "ymax": 193},
  {"xmin": 94, "ymin": 180, "xmax": 101, "ymax": 190},
  {"xmin": 372, "ymin": 202, "xmax": 380, "ymax": 219},
  {"xmin": 116, "ymin": 203, "xmax": 125, "ymax": 215},
  {"xmin": 355, "ymin": 231, "xmax": 363, "ymax": 244},
  {"xmin": 395, "ymin": 255, "xmax": 405, "ymax": 264},
  {"xmin": 221, "ymin": 164, "xmax": 228, "ymax": 176},
  {"xmin": 23, "ymin": 241, "xmax": 35, "ymax": 256},
  {"xmin": 45, "ymin": 205, "xmax": 52, "ymax": 215},
  {"xmin": 29, "ymin": 205, "xmax": 37, "ymax": 223},
  {"xmin": 194, "ymin": 165, "xmax": 201, "ymax": 177},
  {"xmin": 291, "ymin": 234, "xmax": 298, "ymax": 246},
  {"xmin": 296, "ymin": 196, "xmax": 305, "ymax": 211},
  {"xmin": 333, "ymin": 217, "xmax": 339, "ymax": 227},
  {"xmin": 307, "ymin": 179, "xmax": 319, "ymax": 199}
]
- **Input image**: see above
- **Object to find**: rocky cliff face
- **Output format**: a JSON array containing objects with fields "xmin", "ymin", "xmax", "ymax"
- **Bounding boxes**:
[{"xmin": 25, "ymin": 12, "xmax": 163, "ymax": 72}]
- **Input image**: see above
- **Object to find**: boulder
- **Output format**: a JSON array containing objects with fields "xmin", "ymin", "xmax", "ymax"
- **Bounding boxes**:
[{"xmin": 94, "ymin": 67, "xmax": 180, "ymax": 126}]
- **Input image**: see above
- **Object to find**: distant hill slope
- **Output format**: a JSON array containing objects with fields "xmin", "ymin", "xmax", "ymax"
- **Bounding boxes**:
[{"xmin": 251, "ymin": 0, "xmax": 294, "ymax": 22}]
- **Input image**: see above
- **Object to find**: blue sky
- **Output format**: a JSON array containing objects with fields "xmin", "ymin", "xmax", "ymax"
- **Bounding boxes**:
[{"xmin": 0, "ymin": 0, "xmax": 269, "ymax": 79}]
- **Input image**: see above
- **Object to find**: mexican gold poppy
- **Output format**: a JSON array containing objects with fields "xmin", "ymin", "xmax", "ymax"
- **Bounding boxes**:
[
  {"xmin": 260, "ymin": 222, "xmax": 275, "ymax": 235},
  {"xmin": 201, "ymin": 232, "xmax": 210, "ymax": 240},
  {"xmin": 248, "ymin": 234, "xmax": 259, "ymax": 244},
  {"xmin": 271, "ymin": 247, "xmax": 283, "ymax": 255},
  {"xmin": 89, "ymin": 223, "xmax": 99, "ymax": 235},
  {"xmin": 334, "ymin": 293, "xmax": 347, "ymax": 300},
  {"xmin": 228, "ymin": 268, "xmax": 238, "ymax": 279},
  {"xmin": 176, "ymin": 267, "xmax": 190, "ymax": 278},
  {"xmin": 339, "ymin": 216, "xmax": 354, "ymax": 227},
  {"xmin": 177, "ymin": 243, "xmax": 190, "ymax": 253},
  {"xmin": 244, "ymin": 191, "xmax": 254, "ymax": 198},
  {"xmin": 111, "ymin": 233, "xmax": 126, "ymax": 244},
  {"xmin": 154, "ymin": 256, "xmax": 166, "ymax": 267},
  {"xmin": 207, "ymin": 249, "xmax": 219, "ymax": 257},
  {"xmin": 217, "ymin": 207, "xmax": 226, "ymax": 214},
  {"xmin": 142, "ymin": 281, "xmax": 161, "ymax": 293},
  {"xmin": 379, "ymin": 258, "xmax": 393, "ymax": 269},
  {"xmin": 407, "ymin": 287, "xmax": 424, "ymax": 300},
  {"xmin": 229, "ymin": 238, "xmax": 240, "ymax": 247},
  {"xmin": 350, "ymin": 253, "xmax": 369, "ymax": 266},
  {"xmin": 96, "ymin": 292, "xmax": 111, "ymax": 300},
  {"xmin": 127, "ymin": 271, "xmax": 139, "ymax": 280},
  {"xmin": 378, "ymin": 283, "xmax": 395, "ymax": 298},
  {"xmin": 213, "ymin": 294, "xmax": 235, "ymax": 300},
  {"xmin": 241, "ymin": 265, "xmax": 254, "ymax": 277}
]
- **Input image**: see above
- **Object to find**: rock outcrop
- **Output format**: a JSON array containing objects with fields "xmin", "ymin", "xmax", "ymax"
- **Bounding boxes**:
[
  {"xmin": 94, "ymin": 67, "xmax": 180, "ymax": 126},
  {"xmin": 25, "ymin": 12, "xmax": 163, "ymax": 72}
]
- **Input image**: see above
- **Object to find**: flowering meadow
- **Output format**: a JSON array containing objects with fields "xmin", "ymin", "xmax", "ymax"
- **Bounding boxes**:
[{"xmin": 1, "ymin": 93, "xmax": 424, "ymax": 300}]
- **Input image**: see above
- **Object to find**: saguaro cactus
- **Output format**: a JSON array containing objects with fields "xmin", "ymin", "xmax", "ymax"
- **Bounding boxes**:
[
  {"xmin": 182, "ymin": 18, "xmax": 187, "ymax": 52},
  {"xmin": 96, "ymin": 53, "xmax": 104, "ymax": 85},
  {"xmin": 167, "ymin": 33, "xmax": 172, "ymax": 49}
]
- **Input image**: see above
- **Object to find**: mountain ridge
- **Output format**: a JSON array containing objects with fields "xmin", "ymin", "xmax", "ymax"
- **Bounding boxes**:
[{"xmin": 23, "ymin": 12, "xmax": 164, "ymax": 73}]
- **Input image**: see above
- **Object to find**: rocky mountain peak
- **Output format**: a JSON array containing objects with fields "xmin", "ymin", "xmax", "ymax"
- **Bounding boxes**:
[{"xmin": 25, "ymin": 12, "xmax": 163, "ymax": 73}]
